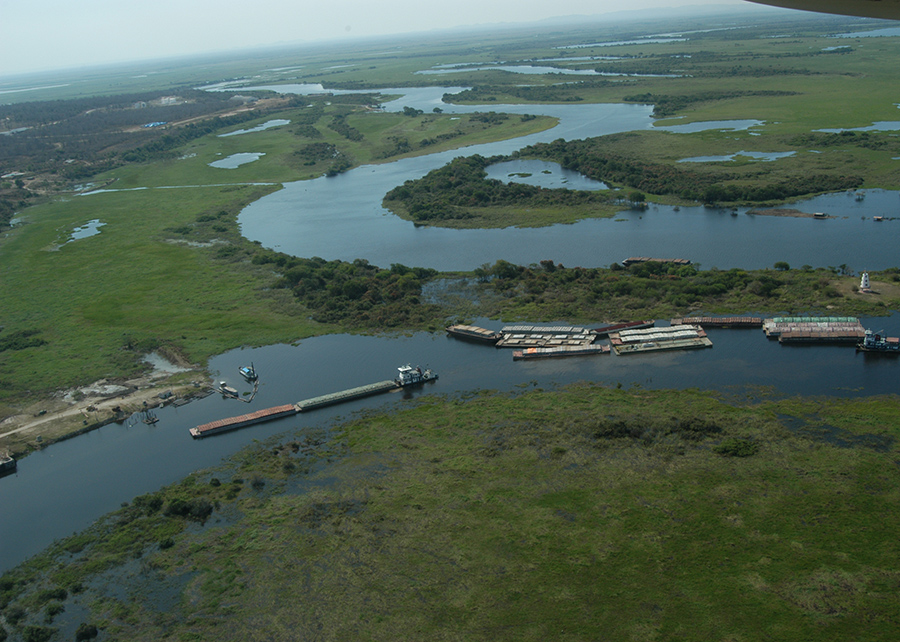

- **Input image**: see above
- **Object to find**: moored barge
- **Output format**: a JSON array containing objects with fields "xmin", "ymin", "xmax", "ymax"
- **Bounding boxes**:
[
  {"xmin": 593, "ymin": 320, "xmax": 655, "ymax": 336},
  {"xmin": 763, "ymin": 317, "xmax": 865, "ymax": 344},
  {"xmin": 513, "ymin": 345, "xmax": 610, "ymax": 360},
  {"xmin": 446, "ymin": 324, "xmax": 501, "ymax": 344},
  {"xmin": 609, "ymin": 325, "xmax": 712, "ymax": 355},
  {"xmin": 671, "ymin": 316, "xmax": 762, "ymax": 328}
]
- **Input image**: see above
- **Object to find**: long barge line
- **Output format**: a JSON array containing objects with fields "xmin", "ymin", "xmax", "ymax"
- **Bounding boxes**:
[
  {"xmin": 621, "ymin": 257, "xmax": 691, "ymax": 267},
  {"xmin": 671, "ymin": 316, "xmax": 762, "ymax": 328},
  {"xmin": 190, "ymin": 366, "xmax": 437, "ymax": 439}
]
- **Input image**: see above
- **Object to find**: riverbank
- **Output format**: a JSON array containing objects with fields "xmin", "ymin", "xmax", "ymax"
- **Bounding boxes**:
[{"xmin": 0, "ymin": 368, "xmax": 207, "ymax": 457}]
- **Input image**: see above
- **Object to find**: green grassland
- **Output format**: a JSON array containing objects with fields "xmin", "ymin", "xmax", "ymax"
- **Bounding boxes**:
[
  {"xmin": 3, "ymin": 386, "xmax": 899, "ymax": 641},
  {"xmin": 0, "ymin": 104, "xmax": 554, "ymax": 405}
]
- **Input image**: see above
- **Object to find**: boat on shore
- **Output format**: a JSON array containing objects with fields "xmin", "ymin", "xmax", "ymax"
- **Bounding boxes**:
[
  {"xmin": 0, "ymin": 452, "xmax": 16, "ymax": 477},
  {"xmin": 856, "ymin": 329, "xmax": 900, "ymax": 354}
]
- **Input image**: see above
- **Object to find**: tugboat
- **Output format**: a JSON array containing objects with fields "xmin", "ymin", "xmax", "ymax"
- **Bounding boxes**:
[
  {"xmin": 857, "ymin": 329, "xmax": 900, "ymax": 354},
  {"xmin": 239, "ymin": 363, "xmax": 258, "ymax": 381},
  {"xmin": 395, "ymin": 364, "xmax": 438, "ymax": 386}
]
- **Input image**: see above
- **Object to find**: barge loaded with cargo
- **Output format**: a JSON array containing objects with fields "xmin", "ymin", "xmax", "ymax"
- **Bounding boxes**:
[
  {"xmin": 609, "ymin": 325, "xmax": 712, "ymax": 355},
  {"xmin": 763, "ymin": 317, "xmax": 865, "ymax": 344},
  {"xmin": 190, "ymin": 365, "xmax": 437, "ymax": 439},
  {"xmin": 513, "ymin": 345, "xmax": 610, "ymax": 360},
  {"xmin": 446, "ymin": 324, "xmax": 501, "ymax": 344}
]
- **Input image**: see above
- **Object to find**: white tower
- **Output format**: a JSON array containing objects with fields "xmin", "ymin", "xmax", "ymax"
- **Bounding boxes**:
[{"xmin": 860, "ymin": 271, "xmax": 870, "ymax": 291}]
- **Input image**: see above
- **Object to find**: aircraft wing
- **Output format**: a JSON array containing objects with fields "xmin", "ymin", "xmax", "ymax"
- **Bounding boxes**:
[{"xmin": 746, "ymin": 0, "xmax": 900, "ymax": 20}]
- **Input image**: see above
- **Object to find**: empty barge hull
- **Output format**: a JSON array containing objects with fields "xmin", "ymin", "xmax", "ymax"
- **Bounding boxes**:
[
  {"xmin": 671, "ymin": 316, "xmax": 762, "ymax": 328},
  {"xmin": 295, "ymin": 380, "xmax": 399, "ymax": 412},
  {"xmin": 190, "ymin": 404, "xmax": 297, "ymax": 439}
]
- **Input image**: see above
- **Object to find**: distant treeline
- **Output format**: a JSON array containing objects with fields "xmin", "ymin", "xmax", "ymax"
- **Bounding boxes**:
[
  {"xmin": 384, "ymin": 155, "xmax": 613, "ymax": 222},
  {"xmin": 518, "ymin": 135, "xmax": 863, "ymax": 202}
]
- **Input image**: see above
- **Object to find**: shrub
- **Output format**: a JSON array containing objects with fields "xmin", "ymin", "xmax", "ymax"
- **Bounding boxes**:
[{"xmin": 714, "ymin": 438, "xmax": 759, "ymax": 457}]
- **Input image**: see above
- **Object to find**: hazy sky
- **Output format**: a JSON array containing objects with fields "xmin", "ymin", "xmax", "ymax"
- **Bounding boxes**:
[{"xmin": 1, "ymin": 0, "xmax": 750, "ymax": 77}]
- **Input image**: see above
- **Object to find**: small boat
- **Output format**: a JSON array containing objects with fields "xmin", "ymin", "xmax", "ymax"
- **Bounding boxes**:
[
  {"xmin": 141, "ymin": 410, "xmax": 159, "ymax": 425},
  {"xmin": 239, "ymin": 363, "xmax": 258, "ymax": 381},
  {"xmin": 219, "ymin": 381, "xmax": 239, "ymax": 397},
  {"xmin": 874, "ymin": 215, "xmax": 884, "ymax": 222}
]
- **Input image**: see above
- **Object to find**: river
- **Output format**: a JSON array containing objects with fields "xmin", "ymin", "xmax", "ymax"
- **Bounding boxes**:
[
  {"xmin": 2, "ymin": 316, "xmax": 900, "ymax": 572},
  {"xmin": 234, "ymin": 85, "xmax": 900, "ymax": 271},
  {"xmin": 3, "ymin": 86, "xmax": 899, "ymax": 573}
]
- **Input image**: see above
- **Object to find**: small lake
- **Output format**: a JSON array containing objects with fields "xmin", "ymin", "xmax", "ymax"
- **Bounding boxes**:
[
  {"xmin": 678, "ymin": 151, "xmax": 796, "ymax": 163},
  {"xmin": 485, "ymin": 160, "xmax": 608, "ymax": 190},
  {"xmin": 219, "ymin": 119, "xmax": 290, "ymax": 137},
  {"xmin": 65, "ymin": 219, "xmax": 105, "ymax": 243},
  {"xmin": 209, "ymin": 152, "xmax": 265, "ymax": 169}
]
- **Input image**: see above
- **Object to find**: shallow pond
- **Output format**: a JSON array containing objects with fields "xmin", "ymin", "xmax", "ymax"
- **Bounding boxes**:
[{"xmin": 209, "ymin": 152, "xmax": 265, "ymax": 169}]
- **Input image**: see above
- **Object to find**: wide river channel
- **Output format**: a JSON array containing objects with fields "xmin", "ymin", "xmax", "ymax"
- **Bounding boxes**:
[{"xmin": 3, "ymin": 85, "xmax": 900, "ymax": 572}]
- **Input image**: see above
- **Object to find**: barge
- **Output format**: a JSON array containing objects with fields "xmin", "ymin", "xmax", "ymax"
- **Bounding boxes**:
[
  {"xmin": 593, "ymin": 320, "xmax": 655, "ymax": 336},
  {"xmin": 622, "ymin": 257, "xmax": 691, "ymax": 267},
  {"xmin": 856, "ymin": 329, "xmax": 900, "ymax": 354},
  {"xmin": 513, "ymin": 345, "xmax": 610, "ymax": 360},
  {"xmin": 763, "ymin": 317, "xmax": 865, "ymax": 344},
  {"xmin": 190, "ymin": 404, "xmax": 298, "ymax": 439},
  {"xmin": 446, "ymin": 324, "xmax": 501, "ymax": 344},
  {"xmin": 671, "ymin": 316, "xmax": 762, "ymax": 328},
  {"xmin": 609, "ymin": 325, "xmax": 712, "ymax": 355},
  {"xmin": 497, "ymin": 325, "xmax": 595, "ymax": 348}
]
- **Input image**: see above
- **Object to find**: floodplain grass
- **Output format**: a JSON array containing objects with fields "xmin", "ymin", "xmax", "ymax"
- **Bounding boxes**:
[
  {"xmin": 0, "ymin": 103, "xmax": 554, "ymax": 409},
  {"xmin": 3, "ymin": 386, "xmax": 900, "ymax": 640}
]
